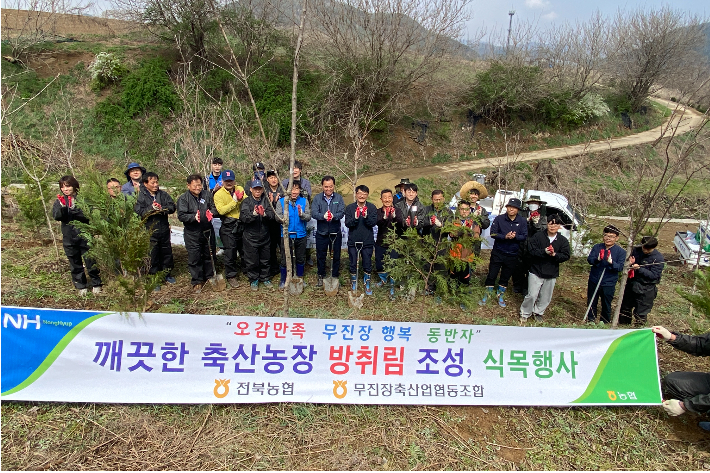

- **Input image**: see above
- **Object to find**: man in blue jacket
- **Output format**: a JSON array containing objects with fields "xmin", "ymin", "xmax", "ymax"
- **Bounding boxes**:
[
  {"xmin": 619, "ymin": 236, "xmax": 665, "ymax": 325},
  {"xmin": 585, "ymin": 224, "xmax": 626, "ymax": 324},
  {"xmin": 121, "ymin": 162, "xmax": 146, "ymax": 196},
  {"xmin": 480, "ymin": 198, "xmax": 528, "ymax": 308},
  {"xmin": 311, "ymin": 176, "xmax": 346, "ymax": 287},
  {"xmin": 275, "ymin": 181, "xmax": 311, "ymax": 289},
  {"xmin": 345, "ymin": 185, "xmax": 378, "ymax": 295}
]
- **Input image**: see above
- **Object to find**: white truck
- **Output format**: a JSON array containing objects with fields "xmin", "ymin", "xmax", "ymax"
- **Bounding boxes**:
[{"xmin": 673, "ymin": 221, "xmax": 710, "ymax": 268}]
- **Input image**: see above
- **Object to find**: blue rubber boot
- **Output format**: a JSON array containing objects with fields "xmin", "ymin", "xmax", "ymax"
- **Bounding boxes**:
[
  {"xmin": 479, "ymin": 286, "xmax": 495, "ymax": 306},
  {"xmin": 279, "ymin": 267, "xmax": 287, "ymax": 289},
  {"xmin": 364, "ymin": 273, "xmax": 373, "ymax": 296},
  {"xmin": 389, "ymin": 276, "xmax": 396, "ymax": 299},
  {"xmin": 296, "ymin": 264, "xmax": 305, "ymax": 278},
  {"xmin": 377, "ymin": 272, "xmax": 388, "ymax": 288},
  {"xmin": 350, "ymin": 273, "xmax": 357, "ymax": 292},
  {"xmin": 497, "ymin": 285, "xmax": 507, "ymax": 308}
]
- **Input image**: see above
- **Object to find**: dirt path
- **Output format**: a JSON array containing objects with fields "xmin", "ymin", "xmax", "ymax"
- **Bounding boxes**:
[{"xmin": 351, "ymin": 98, "xmax": 707, "ymax": 200}]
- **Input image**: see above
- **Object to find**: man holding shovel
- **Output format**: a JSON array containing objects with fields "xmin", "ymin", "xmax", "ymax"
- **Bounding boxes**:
[
  {"xmin": 619, "ymin": 236, "xmax": 665, "ymax": 326},
  {"xmin": 345, "ymin": 185, "xmax": 378, "ymax": 296},
  {"xmin": 585, "ymin": 225, "xmax": 626, "ymax": 324},
  {"xmin": 312, "ymin": 176, "xmax": 345, "ymax": 288},
  {"xmin": 213, "ymin": 170, "xmax": 246, "ymax": 288},
  {"xmin": 177, "ymin": 174, "xmax": 218, "ymax": 293},
  {"xmin": 275, "ymin": 181, "xmax": 311, "ymax": 290},
  {"xmin": 240, "ymin": 179, "xmax": 276, "ymax": 291}
]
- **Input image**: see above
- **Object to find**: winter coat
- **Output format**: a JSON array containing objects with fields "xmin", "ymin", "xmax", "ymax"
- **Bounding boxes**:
[
  {"xmin": 265, "ymin": 185, "xmax": 285, "ymax": 209},
  {"xmin": 176, "ymin": 189, "xmax": 217, "ymax": 234},
  {"xmin": 628, "ymin": 247, "xmax": 664, "ymax": 292},
  {"xmin": 213, "ymin": 185, "xmax": 246, "ymax": 225},
  {"xmin": 282, "ymin": 177, "xmax": 312, "ymax": 198},
  {"xmin": 134, "ymin": 186, "xmax": 176, "ymax": 237},
  {"xmin": 472, "ymin": 203, "xmax": 491, "ymax": 231},
  {"xmin": 276, "ymin": 195, "xmax": 310, "ymax": 238},
  {"xmin": 376, "ymin": 206, "xmax": 398, "ymax": 247},
  {"xmin": 121, "ymin": 181, "xmax": 140, "ymax": 196},
  {"xmin": 205, "ymin": 173, "xmax": 223, "ymax": 192},
  {"xmin": 587, "ymin": 243, "xmax": 626, "ymax": 287},
  {"xmin": 423, "ymin": 205, "xmax": 454, "ymax": 243},
  {"xmin": 240, "ymin": 194, "xmax": 276, "ymax": 243},
  {"xmin": 668, "ymin": 332, "xmax": 710, "ymax": 413},
  {"xmin": 52, "ymin": 197, "xmax": 89, "ymax": 244},
  {"xmin": 394, "ymin": 197, "xmax": 427, "ymax": 235},
  {"xmin": 311, "ymin": 192, "xmax": 346, "ymax": 235},
  {"xmin": 526, "ymin": 230, "xmax": 571, "ymax": 279},
  {"xmin": 489, "ymin": 213, "xmax": 528, "ymax": 255},
  {"xmin": 344, "ymin": 202, "xmax": 378, "ymax": 246}
]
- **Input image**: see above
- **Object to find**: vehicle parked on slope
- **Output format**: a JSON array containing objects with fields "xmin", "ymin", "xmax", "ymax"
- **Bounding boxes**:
[{"xmin": 673, "ymin": 221, "xmax": 710, "ymax": 268}]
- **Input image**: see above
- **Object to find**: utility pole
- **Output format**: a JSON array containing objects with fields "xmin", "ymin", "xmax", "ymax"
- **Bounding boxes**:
[{"xmin": 506, "ymin": 10, "xmax": 515, "ymax": 54}]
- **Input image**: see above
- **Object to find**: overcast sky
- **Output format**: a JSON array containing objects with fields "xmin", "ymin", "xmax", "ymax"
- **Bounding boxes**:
[{"xmin": 466, "ymin": 0, "xmax": 708, "ymax": 43}]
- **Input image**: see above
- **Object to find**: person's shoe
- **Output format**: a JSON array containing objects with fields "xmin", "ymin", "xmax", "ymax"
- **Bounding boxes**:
[
  {"xmin": 585, "ymin": 317, "xmax": 596, "ymax": 324},
  {"xmin": 263, "ymin": 280, "xmax": 274, "ymax": 290},
  {"xmin": 434, "ymin": 296, "xmax": 442, "ymax": 304},
  {"xmin": 350, "ymin": 273, "xmax": 357, "ymax": 292},
  {"xmin": 92, "ymin": 286, "xmax": 102, "ymax": 295},
  {"xmin": 497, "ymin": 285, "xmax": 507, "ymax": 308},
  {"xmin": 479, "ymin": 286, "xmax": 495, "ymax": 306},
  {"xmin": 296, "ymin": 264, "xmax": 305, "ymax": 278},
  {"xmin": 227, "ymin": 277, "xmax": 239, "ymax": 288},
  {"xmin": 534, "ymin": 314, "xmax": 543, "ymax": 323},
  {"xmin": 250, "ymin": 280, "xmax": 259, "ymax": 291},
  {"xmin": 364, "ymin": 273, "xmax": 372, "ymax": 296},
  {"xmin": 519, "ymin": 316, "xmax": 528, "ymax": 325},
  {"xmin": 153, "ymin": 285, "xmax": 161, "ymax": 293},
  {"xmin": 165, "ymin": 276, "xmax": 177, "ymax": 284},
  {"xmin": 698, "ymin": 421, "xmax": 710, "ymax": 432},
  {"xmin": 307, "ymin": 256, "xmax": 315, "ymax": 266},
  {"xmin": 376, "ymin": 272, "xmax": 388, "ymax": 288},
  {"xmin": 460, "ymin": 303, "xmax": 467, "ymax": 311},
  {"xmin": 78, "ymin": 288, "xmax": 88, "ymax": 296},
  {"xmin": 316, "ymin": 275, "xmax": 324, "ymax": 287},
  {"xmin": 193, "ymin": 283, "xmax": 203, "ymax": 294}
]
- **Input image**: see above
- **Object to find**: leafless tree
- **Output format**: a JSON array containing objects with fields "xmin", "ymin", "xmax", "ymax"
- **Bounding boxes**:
[{"xmin": 609, "ymin": 7, "xmax": 707, "ymax": 112}]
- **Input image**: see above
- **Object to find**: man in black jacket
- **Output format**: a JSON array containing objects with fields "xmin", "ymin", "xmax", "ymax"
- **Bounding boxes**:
[
  {"xmin": 519, "ymin": 215, "xmax": 571, "ymax": 323},
  {"xmin": 345, "ymin": 185, "xmax": 378, "ymax": 295},
  {"xmin": 619, "ymin": 236, "xmax": 665, "ymax": 325},
  {"xmin": 653, "ymin": 326, "xmax": 710, "ymax": 430},
  {"xmin": 375, "ymin": 189, "xmax": 399, "ymax": 297},
  {"xmin": 177, "ymin": 174, "xmax": 217, "ymax": 293},
  {"xmin": 134, "ymin": 172, "xmax": 177, "ymax": 289},
  {"xmin": 311, "ymin": 176, "xmax": 346, "ymax": 287},
  {"xmin": 240, "ymin": 179, "xmax": 276, "ymax": 290},
  {"xmin": 394, "ymin": 183, "xmax": 427, "ymax": 236}
]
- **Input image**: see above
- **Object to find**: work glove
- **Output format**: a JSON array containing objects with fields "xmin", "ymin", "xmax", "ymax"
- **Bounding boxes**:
[
  {"xmin": 662, "ymin": 399, "xmax": 685, "ymax": 416},
  {"xmin": 195, "ymin": 211, "xmax": 201, "ymax": 223},
  {"xmin": 464, "ymin": 219, "xmax": 473, "ymax": 229},
  {"xmin": 606, "ymin": 251, "xmax": 613, "ymax": 264},
  {"xmin": 256, "ymin": 205, "xmax": 265, "ymax": 216},
  {"xmin": 152, "ymin": 202, "xmax": 162, "ymax": 211},
  {"xmin": 545, "ymin": 244, "xmax": 555, "ymax": 256},
  {"xmin": 628, "ymin": 269, "xmax": 635, "ymax": 278},
  {"xmin": 362, "ymin": 206, "xmax": 367, "ymax": 218},
  {"xmin": 297, "ymin": 204, "xmax": 303, "ymax": 216},
  {"xmin": 57, "ymin": 194, "xmax": 67, "ymax": 207},
  {"xmin": 389, "ymin": 207, "xmax": 396, "ymax": 218},
  {"xmin": 433, "ymin": 216, "xmax": 442, "ymax": 227},
  {"xmin": 599, "ymin": 248, "xmax": 605, "ymax": 261},
  {"xmin": 252, "ymin": 208, "xmax": 259, "ymax": 216},
  {"xmin": 236, "ymin": 190, "xmax": 244, "ymax": 201},
  {"xmin": 326, "ymin": 210, "xmax": 333, "ymax": 222},
  {"xmin": 652, "ymin": 326, "xmax": 673, "ymax": 341},
  {"xmin": 355, "ymin": 207, "xmax": 362, "ymax": 218},
  {"xmin": 474, "ymin": 206, "xmax": 482, "ymax": 216},
  {"xmin": 530, "ymin": 210, "xmax": 540, "ymax": 224},
  {"xmin": 406, "ymin": 216, "xmax": 411, "ymax": 226},
  {"xmin": 430, "ymin": 215, "xmax": 436, "ymax": 226},
  {"xmin": 206, "ymin": 209, "xmax": 213, "ymax": 222},
  {"xmin": 67, "ymin": 195, "xmax": 75, "ymax": 208}
]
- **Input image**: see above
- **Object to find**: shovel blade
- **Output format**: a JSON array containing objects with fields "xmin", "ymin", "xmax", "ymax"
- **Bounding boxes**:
[
  {"xmin": 347, "ymin": 290, "xmax": 364, "ymax": 309},
  {"xmin": 211, "ymin": 275, "xmax": 226, "ymax": 292},
  {"xmin": 289, "ymin": 277, "xmax": 304, "ymax": 295},
  {"xmin": 323, "ymin": 277, "xmax": 340, "ymax": 296}
]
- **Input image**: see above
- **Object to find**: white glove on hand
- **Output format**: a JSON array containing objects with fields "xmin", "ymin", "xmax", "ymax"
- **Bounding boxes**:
[
  {"xmin": 652, "ymin": 326, "xmax": 673, "ymax": 341},
  {"xmin": 434, "ymin": 217, "xmax": 442, "ymax": 228},
  {"xmin": 607, "ymin": 252, "xmax": 613, "ymax": 264},
  {"xmin": 253, "ymin": 209, "xmax": 259, "ymax": 216},
  {"xmin": 662, "ymin": 399, "xmax": 685, "ymax": 416}
]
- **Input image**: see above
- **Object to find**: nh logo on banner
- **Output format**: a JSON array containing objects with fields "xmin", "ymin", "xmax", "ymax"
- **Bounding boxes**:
[{"xmin": 3, "ymin": 313, "xmax": 40, "ymax": 330}]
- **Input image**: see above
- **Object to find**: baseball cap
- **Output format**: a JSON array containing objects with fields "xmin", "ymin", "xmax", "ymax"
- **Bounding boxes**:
[
  {"xmin": 221, "ymin": 170, "xmax": 235, "ymax": 181},
  {"xmin": 253, "ymin": 162, "xmax": 266, "ymax": 171},
  {"xmin": 251, "ymin": 179, "xmax": 264, "ymax": 188},
  {"xmin": 506, "ymin": 198, "xmax": 523, "ymax": 210}
]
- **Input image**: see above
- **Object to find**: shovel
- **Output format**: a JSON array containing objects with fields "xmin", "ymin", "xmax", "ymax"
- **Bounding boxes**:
[
  {"xmin": 204, "ymin": 229, "xmax": 226, "ymax": 292},
  {"xmin": 348, "ymin": 242, "xmax": 365, "ymax": 309},
  {"xmin": 323, "ymin": 232, "xmax": 340, "ymax": 296},
  {"xmin": 288, "ymin": 233, "xmax": 304, "ymax": 295}
]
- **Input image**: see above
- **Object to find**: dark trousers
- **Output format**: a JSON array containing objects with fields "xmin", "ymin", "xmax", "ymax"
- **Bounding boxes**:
[
  {"xmin": 450, "ymin": 264, "xmax": 471, "ymax": 285},
  {"xmin": 268, "ymin": 221, "xmax": 282, "ymax": 276},
  {"xmin": 664, "ymin": 371, "xmax": 710, "ymax": 412},
  {"xmin": 586, "ymin": 282, "xmax": 616, "ymax": 323},
  {"xmin": 64, "ymin": 238, "xmax": 101, "ymax": 289},
  {"xmin": 244, "ymin": 237, "xmax": 270, "ymax": 283},
  {"xmin": 148, "ymin": 232, "xmax": 173, "ymax": 277},
  {"xmin": 220, "ymin": 221, "xmax": 242, "ymax": 280},
  {"xmin": 375, "ymin": 244, "xmax": 398, "ymax": 273},
  {"xmin": 427, "ymin": 248, "xmax": 447, "ymax": 291},
  {"xmin": 185, "ymin": 228, "xmax": 216, "ymax": 285},
  {"xmin": 281, "ymin": 235, "xmax": 307, "ymax": 269},
  {"xmin": 484, "ymin": 249, "xmax": 521, "ymax": 288},
  {"xmin": 619, "ymin": 285, "xmax": 658, "ymax": 324},
  {"xmin": 348, "ymin": 244, "xmax": 373, "ymax": 274},
  {"xmin": 316, "ymin": 232, "xmax": 342, "ymax": 278}
]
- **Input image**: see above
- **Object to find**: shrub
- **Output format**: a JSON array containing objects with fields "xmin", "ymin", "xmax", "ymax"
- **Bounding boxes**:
[
  {"xmin": 88, "ymin": 52, "xmax": 128, "ymax": 91},
  {"xmin": 121, "ymin": 58, "xmax": 181, "ymax": 117},
  {"xmin": 15, "ymin": 173, "xmax": 55, "ymax": 232}
]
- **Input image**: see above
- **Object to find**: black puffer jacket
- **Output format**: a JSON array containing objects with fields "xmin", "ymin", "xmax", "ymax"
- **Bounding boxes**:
[
  {"xmin": 423, "ymin": 204, "xmax": 454, "ymax": 243},
  {"xmin": 240, "ymin": 194, "xmax": 276, "ymax": 243},
  {"xmin": 669, "ymin": 332, "xmax": 710, "ymax": 413},
  {"xmin": 176, "ymin": 189, "xmax": 216, "ymax": 233},
  {"xmin": 134, "ymin": 186, "xmax": 176, "ymax": 236},
  {"xmin": 394, "ymin": 197, "xmax": 427, "ymax": 236},
  {"xmin": 52, "ymin": 197, "xmax": 89, "ymax": 244},
  {"xmin": 526, "ymin": 230, "xmax": 571, "ymax": 279},
  {"xmin": 376, "ymin": 206, "xmax": 398, "ymax": 247},
  {"xmin": 344, "ymin": 202, "xmax": 378, "ymax": 246}
]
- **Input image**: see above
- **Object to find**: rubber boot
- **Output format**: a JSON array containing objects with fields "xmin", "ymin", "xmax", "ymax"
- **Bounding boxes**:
[
  {"xmin": 279, "ymin": 267, "xmax": 287, "ymax": 289},
  {"xmin": 377, "ymin": 272, "xmax": 388, "ymax": 288},
  {"xmin": 350, "ymin": 273, "xmax": 357, "ymax": 292},
  {"xmin": 364, "ymin": 273, "xmax": 372, "ymax": 296},
  {"xmin": 388, "ymin": 276, "xmax": 396, "ymax": 299},
  {"xmin": 296, "ymin": 264, "xmax": 305, "ymax": 278},
  {"xmin": 497, "ymin": 285, "xmax": 507, "ymax": 308},
  {"xmin": 479, "ymin": 286, "xmax": 495, "ymax": 306}
]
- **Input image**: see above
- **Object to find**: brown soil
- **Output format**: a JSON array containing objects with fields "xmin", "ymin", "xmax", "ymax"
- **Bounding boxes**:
[
  {"xmin": 1, "ymin": 9, "xmax": 137, "ymax": 39},
  {"xmin": 25, "ymin": 50, "xmax": 95, "ymax": 78}
]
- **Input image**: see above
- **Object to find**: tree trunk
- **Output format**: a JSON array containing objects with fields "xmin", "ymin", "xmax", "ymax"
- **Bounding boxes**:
[{"xmin": 611, "ymin": 232, "xmax": 635, "ymax": 327}]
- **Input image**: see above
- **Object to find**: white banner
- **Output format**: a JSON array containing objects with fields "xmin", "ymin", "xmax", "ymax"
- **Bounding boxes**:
[{"xmin": 1, "ymin": 306, "xmax": 662, "ymax": 405}]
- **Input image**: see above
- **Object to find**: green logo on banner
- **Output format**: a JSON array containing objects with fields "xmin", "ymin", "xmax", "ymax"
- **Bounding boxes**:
[{"xmin": 573, "ymin": 330, "xmax": 661, "ymax": 404}]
